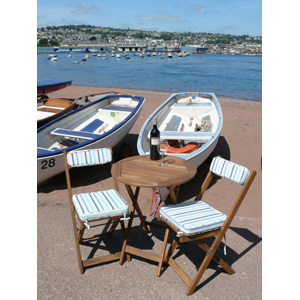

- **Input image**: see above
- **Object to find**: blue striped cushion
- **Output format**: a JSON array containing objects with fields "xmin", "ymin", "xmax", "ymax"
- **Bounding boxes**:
[
  {"xmin": 210, "ymin": 157, "xmax": 250, "ymax": 185},
  {"xmin": 160, "ymin": 201, "xmax": 226, "ymax": 236},
  {"xmin": 67, "ymin": 148, "xmax": 112, "ymax": 167},
  {"xmin": 73, "ymin": 189, "xmax": 128, "ymax": 221}
]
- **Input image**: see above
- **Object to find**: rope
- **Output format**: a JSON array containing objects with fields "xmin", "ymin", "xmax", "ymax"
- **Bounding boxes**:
[{"xmin": 150, "ymin": 188, "xmax": 160, "ymax": 217}]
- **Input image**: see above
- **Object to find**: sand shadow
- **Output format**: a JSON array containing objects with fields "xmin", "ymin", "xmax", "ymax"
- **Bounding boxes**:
[
  {"xmin": 150, "ymin": 225, "xmax": 261, "ymax": 292},
  {"xmin": 37, "ymin": 134, "xmax": 230, "ymax": 196},
  {"xmin": 162, "ymin": 135, "xmax": 230, "ymax": 204}
]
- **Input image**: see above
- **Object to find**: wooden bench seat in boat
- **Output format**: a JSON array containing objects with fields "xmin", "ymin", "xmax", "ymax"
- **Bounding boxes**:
[
  {"xmin": 160, "ymin": 131, "xmax": 214, "ymax": 141},
  {"xmin": 37, "ymin": 107, "xmax": 64, "ymax": 113}
]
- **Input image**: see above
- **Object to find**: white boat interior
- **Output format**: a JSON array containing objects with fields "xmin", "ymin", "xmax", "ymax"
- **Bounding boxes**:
[
  {"xmin": 139, "ymin": 92, "xmax": 222, "ymax": 156},
  {"xmin": 38, "ymin": 96, "xmax": 140, "ymax": 154},
  {"xmin": 37, "ymin": 102, "xmax": 67, "ymax": 120}
]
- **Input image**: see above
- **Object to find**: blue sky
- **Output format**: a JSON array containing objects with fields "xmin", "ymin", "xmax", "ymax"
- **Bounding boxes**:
[{"xmin": 37, "ymin": 0, "xmax": 261, "ymax": 36}]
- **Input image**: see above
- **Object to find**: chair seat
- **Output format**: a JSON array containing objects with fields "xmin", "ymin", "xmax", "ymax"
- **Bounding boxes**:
[
  {"xmin": 73, "ymin": 189, "xmax": 129, "ymax": 222},
  {"xmin": 159, "ymin": 201, "xmax": 227, "ymax": 236}
]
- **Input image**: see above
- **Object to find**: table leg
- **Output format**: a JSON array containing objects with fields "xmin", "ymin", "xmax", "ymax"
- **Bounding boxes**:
[
  {"xmin": 125, "ymin": 185, "xmax": 149, "ymax": 233},
  {"xmin": 169, "ymin": 185, "xmax": 180, "ymax": 204}
]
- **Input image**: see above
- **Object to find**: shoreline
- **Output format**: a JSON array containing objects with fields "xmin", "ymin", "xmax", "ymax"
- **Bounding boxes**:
[
  {"xmin": 71, "ymin": 84, "xmax": 262, "ymax": 102},
  {"xmin": 51, "ymin": 84, "xmax": 262, "ymax": 104}
]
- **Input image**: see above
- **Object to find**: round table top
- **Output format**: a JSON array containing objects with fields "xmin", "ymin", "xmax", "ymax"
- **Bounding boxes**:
[{"xmin": 111, "ymin": 155, "xmax": 197, "ymax": 188}]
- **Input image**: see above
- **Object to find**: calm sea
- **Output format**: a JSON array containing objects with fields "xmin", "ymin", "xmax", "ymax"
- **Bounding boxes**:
[{"xmin": 37, "ymin": 49, "xmax": 262, "ymax": 101}]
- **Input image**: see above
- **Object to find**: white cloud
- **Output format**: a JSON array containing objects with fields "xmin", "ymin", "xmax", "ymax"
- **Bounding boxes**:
[
  {"xmin": 188, "ymin": 4, "xmax": 207, "ymax": 14},
  {"xmin": 68, "ymin": 3, "xmax": 101, "ymax": 14},
  {"xmin": 139, "ymin": 14, "xmax": 184, "ymax": 22}
]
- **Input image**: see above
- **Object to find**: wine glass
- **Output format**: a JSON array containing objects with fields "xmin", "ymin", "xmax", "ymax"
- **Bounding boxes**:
[{"xmin": 159, "ymin": 139, "xmax": 169, "ymax": 166}]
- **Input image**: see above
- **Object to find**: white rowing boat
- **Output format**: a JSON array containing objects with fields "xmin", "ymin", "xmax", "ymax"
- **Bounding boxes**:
[
  {"xmin": 38, "ymin": 94, "xmax": 145, "ymax": 185},
  {"xmin": 137, "ymin": 92, "xmax": 222, "ymax": 168}
]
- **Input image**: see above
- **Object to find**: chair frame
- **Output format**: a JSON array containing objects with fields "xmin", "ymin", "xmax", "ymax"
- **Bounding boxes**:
[
  {"xmin": 63, "ymin": 149, "xmax": 128, "ymax": 274},
  {"xmin": 157, "ymin": 158, "xmax": 256, "ymax": 295}
]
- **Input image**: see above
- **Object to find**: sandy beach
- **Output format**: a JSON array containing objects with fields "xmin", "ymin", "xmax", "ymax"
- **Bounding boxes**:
[{"xmin": 37, "ymin": 85, "xmax": 262, "ymax": 299}]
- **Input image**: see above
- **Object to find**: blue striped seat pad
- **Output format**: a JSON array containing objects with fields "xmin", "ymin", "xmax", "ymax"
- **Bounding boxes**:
[
  {"xmin": 160, "ymin": 201, "xmax": 227, "ymax": 236},
  {"xmin": 210, "ymin": 157, "xmax": 250, "ymax": 185},
  {"xmin": 67, "ymin": 148, "xmax": 112, "ymax": 167},
  {"xmin": 73, "ymin": 189, "xmax": 129, "ymax": 221}
]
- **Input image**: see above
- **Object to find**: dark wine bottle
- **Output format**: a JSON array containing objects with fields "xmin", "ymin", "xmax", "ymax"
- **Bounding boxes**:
[{"xmin": 150, "ymin": 116, "xmax": 160, "ymax": 160}]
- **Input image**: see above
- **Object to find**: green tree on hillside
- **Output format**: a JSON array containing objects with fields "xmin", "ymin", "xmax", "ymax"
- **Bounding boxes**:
[{"xmin": 37, "ymin": 38, "xmax": 49, "ymax": 46}]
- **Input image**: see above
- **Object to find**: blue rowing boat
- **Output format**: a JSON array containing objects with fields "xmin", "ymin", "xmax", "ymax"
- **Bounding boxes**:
[{"xmin": 37, "ymin": 94, "xmax": 145, "ymax": 185}]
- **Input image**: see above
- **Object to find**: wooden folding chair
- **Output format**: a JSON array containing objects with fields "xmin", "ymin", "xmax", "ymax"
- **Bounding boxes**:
[
  {"xmin": 157, "ymin": 156, "xmax": 256, "ymax": 295},
  {"xmin": 63, "ymin": 148, "xmax": 129, "ymax": 274}
]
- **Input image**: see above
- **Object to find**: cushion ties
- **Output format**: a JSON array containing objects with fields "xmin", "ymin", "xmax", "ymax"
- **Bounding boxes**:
[
  {"xmin": 176, "ymin": 231, "xmax": 183, "ymax": 237},
  {"xmin": 120, "ymin": 212, "xmax": 130, "ymax": 221},
  {"xmin": 84, "ymin": 220, "xmax": 90, "ymax": 229},
  {"xmin": 223, "ymin": 234, "xmax": 227, "ymax": 255},
  {"xmin": 150, "ymin": 188, "xmax": 160, "ymax": 217}
]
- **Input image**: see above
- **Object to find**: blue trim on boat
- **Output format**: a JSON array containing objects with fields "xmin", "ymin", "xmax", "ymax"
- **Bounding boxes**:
[
  {"xmin": 37, "ymin": 148, "xmax": 55, "ymax": 155},
  {"xmin": 37, "ymin": 80, "xmax": 73, "ymax": 89}
]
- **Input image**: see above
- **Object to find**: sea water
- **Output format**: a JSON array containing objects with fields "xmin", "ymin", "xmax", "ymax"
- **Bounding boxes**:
[{"xmin": 37, "ymin": 51, "xmax": 262, "ymax": 101}]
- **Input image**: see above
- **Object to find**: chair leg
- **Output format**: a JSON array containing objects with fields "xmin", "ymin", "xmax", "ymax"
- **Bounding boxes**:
[
  {"xmin": 167, "ymin": 236, "xmax": 180, "ymax": 260},
  {"xmin": 195, "ymin": 239, "xmax": 235, "ymax": 275},
  {"xmin": 74, "ymin": 233, "xmax": 84, "ymax": 274},
  {"xmin": 186, "ymin": 234, "xmax": 226, "ymax": 296},
  {"xmin": 107, "ymin": 218, "xmax": 120, "ymax": 236},
  {"xmin": 157, "ymin": 228, "xmax": 170, "ymax": 277},
  {"xmin": 120, "ymin": 219, "xmax": 131, "ymax": 262},
  {"xmin": 78, "ymin": 222, "xmax": 85, "ymax": 243},
  {"xmin": 119, "ymin": 207, "xmax": 135, "ymax": 265}
]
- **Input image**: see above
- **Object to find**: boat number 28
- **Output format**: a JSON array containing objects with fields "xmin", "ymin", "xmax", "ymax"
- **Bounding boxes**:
[{"xmin": 41, "ymin": 159, "xmax": 55, "ymax": 169}]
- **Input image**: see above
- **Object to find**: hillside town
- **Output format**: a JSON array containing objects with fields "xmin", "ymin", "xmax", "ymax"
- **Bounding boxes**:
[{"xmin": 37, "ymin": 25, "xmax": 262, "ymax": 55}]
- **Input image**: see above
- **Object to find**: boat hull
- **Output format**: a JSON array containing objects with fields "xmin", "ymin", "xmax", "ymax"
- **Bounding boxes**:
[
  {"xmin": 37, "ymin": 80, "xmax": 72, "ymax": 96},
  {"xmin": 37, "ymin": 94, "xmax": 145, "ymax": 185}
]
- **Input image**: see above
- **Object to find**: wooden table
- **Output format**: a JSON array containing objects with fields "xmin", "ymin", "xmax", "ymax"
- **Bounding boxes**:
[{"xmin": 111, "ymin": 155, "xmax": 197, "ymax": 265}]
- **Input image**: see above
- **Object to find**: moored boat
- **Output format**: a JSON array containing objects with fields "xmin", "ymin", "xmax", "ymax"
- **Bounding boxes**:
[
  {"xmin": 37, "ymin": 98, "xmax": 76, "ymax": 128},
  {"xmin": 37, "ymin": 80, "xmax": 72, "ymax": 96},
  {"xmin": 137, "ymin": 92, "xmax": 223, "ymax": 168},
  {"xmin": 74, "ymin": 91, "xmax": 125, "ymax": 108},
  {"xmin": 37, "ymin": 94, "xmax": 145, "ymax": 185}
]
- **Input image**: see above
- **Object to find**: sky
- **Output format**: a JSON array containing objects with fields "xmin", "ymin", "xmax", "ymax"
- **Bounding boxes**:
[{"xmin": 37, "ymin": 0, "xmax": 262, "ymax": 36}]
